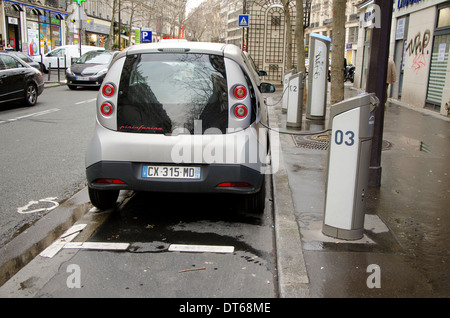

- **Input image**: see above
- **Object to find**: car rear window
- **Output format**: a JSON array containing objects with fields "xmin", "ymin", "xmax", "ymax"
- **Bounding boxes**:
[{"xmin": 117, "ymin": 53, "xmax": 228, "ymax": 134}]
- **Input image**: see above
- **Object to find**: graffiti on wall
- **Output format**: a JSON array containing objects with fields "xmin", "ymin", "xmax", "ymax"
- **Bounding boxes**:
[{"xmin": 405, "ymin": 29, "xmax": 431, "ymax": 73}]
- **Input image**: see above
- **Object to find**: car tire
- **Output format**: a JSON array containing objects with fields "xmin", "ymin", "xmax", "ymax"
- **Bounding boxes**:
[
  {"xmin": 244, "ymin": 180, "xmax": 265, "ymax": 214},
  {"xmin": 88, "ymin": 186, "xmax": 119, "ymax": 210},
  {"xmin": 24, "ymin": 83, "xmax": 38, "ymax": 106},
  {"xmin": 68, "ymin": 85, "xmax": 77, "ymax": 90}
]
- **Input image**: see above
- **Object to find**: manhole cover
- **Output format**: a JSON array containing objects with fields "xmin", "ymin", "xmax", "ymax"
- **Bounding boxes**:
[{"xmin": 292, "ymin": 134, "xmax": 330, "ymax": 151}]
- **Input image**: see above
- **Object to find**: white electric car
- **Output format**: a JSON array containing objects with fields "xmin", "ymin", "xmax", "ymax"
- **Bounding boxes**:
[{"xmin": 85, "ymin": 42, "xmax": 275, "ymax": 213}]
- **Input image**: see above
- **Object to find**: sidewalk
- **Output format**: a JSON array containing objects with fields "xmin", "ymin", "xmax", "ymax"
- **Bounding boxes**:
[{"xmin": 268, "ymin": 83, "xmax": 450, "ymax": 297}]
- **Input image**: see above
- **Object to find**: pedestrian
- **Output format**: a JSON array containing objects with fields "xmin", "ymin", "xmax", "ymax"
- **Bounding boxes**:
[{"xmin": 385, "ymin": 57, "xmax": 396, "ymax": 104}]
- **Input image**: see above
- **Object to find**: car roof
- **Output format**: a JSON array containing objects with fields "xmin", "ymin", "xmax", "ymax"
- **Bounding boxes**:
[{"xmin": 121, "ymin": 42, "xmax": 243, "ymax": 61}]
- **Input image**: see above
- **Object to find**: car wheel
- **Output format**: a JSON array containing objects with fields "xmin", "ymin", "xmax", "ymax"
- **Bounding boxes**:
[
  {"xmin": 244, "ymin": 181, "xmax": 265, "ymax": 214},
  {"xmin": 24, "ymin": 83, "xmax": 38, "ymax": 106},
  {"xmin": 68, "ymin": 85, "xmax": 77, "ymax": 90},
  {"xmin": 88, "ymin": 186, "xmax": 119, "ymax": 210}
]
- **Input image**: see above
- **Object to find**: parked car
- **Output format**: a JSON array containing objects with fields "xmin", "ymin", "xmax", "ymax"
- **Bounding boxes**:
[
  {"xmin": 0, "ymin": 50, "xmax": 41, "ymax": 71},
  {"xmin": 85, "ymin": 42, "xmax": 275, "ymax": 213},
  {"xmin": 32, "ymin": 45, "xmax": 104, "ymax": 73},
  {"xmin": 0, "ymin": 51, "xmax": 44, "ymax": 106},
  {"xmin": 66, "ymin": 50, "xmax": 118, "ymax": 89}
]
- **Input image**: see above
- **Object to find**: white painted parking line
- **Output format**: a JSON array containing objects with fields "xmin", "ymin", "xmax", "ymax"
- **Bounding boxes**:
[
  {"xmin": 39, "ymin": 224, "xmax": 87, "ymax": 258},
  {"xmin": 63, "ymin": 242, "xmax": 129, "ymax": 251},
  {"xmin": 168, "ymin": 244, "xmax": 234, "ymax": 254}
]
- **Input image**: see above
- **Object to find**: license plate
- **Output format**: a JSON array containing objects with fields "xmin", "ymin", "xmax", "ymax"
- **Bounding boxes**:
[
  {"xmin": 142, "ymin": 165, "xmax": 200, "ymax": 179},
  {"xmin": 76, "ymin": 76, "xmax": 89, "ymax": 81}
]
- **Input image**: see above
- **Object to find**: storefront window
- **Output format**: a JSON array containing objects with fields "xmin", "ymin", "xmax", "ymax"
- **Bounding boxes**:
[
  {"xmin": 50, "ymin": 14, "xmax": 61, "ymax": 48},
  {"xmin": 437, "ymin": 7, "xmax": 450, "ymax": 29},
  {"xmin": 4, "ymin": 2, "xmax": 22, "ymax": 50},
  {"xmin": 26, "ymin": 8, "xmax": 40, "ymax": 56},
  {"xmin": 39, "ymin": 13, "xmax": 51, "ymax": 54}
]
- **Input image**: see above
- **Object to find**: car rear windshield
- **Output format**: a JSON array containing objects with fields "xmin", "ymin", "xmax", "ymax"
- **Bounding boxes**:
[{"xmin": 117, "ymin": 53, "xmax": 228, "ymax": 134}]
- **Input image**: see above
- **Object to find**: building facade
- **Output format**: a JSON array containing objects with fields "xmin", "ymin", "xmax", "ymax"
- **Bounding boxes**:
[
  {"xmin": 1, "ymin": 0, "xmax": 68, "ymax": 54},
  {"xmin": 1, "ymin": 0, "xmax": 186, "ymax": 56},
  {"xmin": 354, "ymin": 0, "xmax": 450, "ymax": 116}
]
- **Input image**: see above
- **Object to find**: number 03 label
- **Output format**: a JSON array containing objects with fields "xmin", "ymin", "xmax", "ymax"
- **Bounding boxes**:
[{"xmin": 334, "ymin": 130, "xmax": 355, "ymax": 146}]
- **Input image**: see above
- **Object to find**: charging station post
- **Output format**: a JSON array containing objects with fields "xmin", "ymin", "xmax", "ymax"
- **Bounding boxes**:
[
  {"xmin": 282, "ymin": 69, "xmax": 295, "ymax": 113},
  {"xmin": 286, "ymin": 72, "xmax": 304, "ymax": 128},
  {"xmin": 306, "ymin": 33, "xmax": 331, "ymax": 120},
  {"xmin": 322, "ymin": 93, "xmax": 379, "ymax": 240}
]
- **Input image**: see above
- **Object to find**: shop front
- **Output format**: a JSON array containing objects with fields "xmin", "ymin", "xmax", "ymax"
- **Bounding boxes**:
[
  {"xmin": 85, "ymin": 17, "xmax": 109, "ymax": 48},
  {"xmin": 390, "ymin": 0, "xmax": 450, "ymax": 116},
  {"xmin": 1, "ymin": 0, "xmax": 67, "ymax": 55}
]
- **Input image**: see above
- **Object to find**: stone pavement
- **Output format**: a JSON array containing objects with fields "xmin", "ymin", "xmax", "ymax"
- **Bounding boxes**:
[{"xmin": 268, "ymin": 83, "xmax": 450, "ymax": 297}]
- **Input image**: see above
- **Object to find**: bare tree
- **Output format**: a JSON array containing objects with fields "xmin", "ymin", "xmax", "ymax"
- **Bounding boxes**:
[
  {"xmin": 281, "ymin": 0, "xmax": 293, "ymax": 70},
  {"xmin": 330, "ymin": 0, "xmax": 346, "ymax": 105},
  {"xmin": 107, "ymin": 0, "xmax": 118, "ymax": 50},
  {"xmin": 295, "ymin": 0, "xmax": 305, "ymax": 72}
]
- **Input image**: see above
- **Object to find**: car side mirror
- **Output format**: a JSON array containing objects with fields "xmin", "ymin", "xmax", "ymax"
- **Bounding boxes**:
[
  {"xmin": 258, "ymin": 70, "xmax": 267, "ymax": 76},
  {"xmin": 260, "ymin": 82, "xmax": 275, "ymax": 93}
]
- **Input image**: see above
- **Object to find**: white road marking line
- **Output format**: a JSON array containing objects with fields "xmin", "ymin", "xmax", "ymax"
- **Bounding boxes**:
[
  {"xmin": 39, "ymin": 224, "xmax": 87, "ymax": 258},
  {"xmin": 168, "ymin": 244, "xmax": 234, "ymax": 254},
  {"xmin": 75, "ymin": 98, "xmax": 96, "ymax": 105},
  {"xmin": 0, "ymin": 108, "xmax": 60, "ymax": 124},
  {"xmin": 63, "ymin": 242, "xmax": 130, "ymax": 250}
]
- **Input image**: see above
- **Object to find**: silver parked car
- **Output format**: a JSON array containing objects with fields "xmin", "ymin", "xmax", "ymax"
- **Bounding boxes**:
[{"xmin": 85, "ymin": 42, "xmax": 275, "ymax": 213}]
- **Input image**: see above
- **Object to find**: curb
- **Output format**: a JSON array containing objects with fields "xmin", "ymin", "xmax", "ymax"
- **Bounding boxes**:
[
  {"xmin": 267, "ymin": 93, "xmax": 310, "ymax": 298},
  {"xmin": 0, "ymin": 188, "xmax": 92, "ymax": 287}
]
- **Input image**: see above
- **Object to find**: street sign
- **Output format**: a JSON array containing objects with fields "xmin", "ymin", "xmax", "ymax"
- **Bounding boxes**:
[
  {"xmin": 238, "ymin": 14, "xmax": 249, "ymax": 27},
  {"xmin": 74, "ymin": 0, "xmax": 86, "ymax": 5},
  {"xmin": 141, "ymin": 28, "xmax": 152, "ymax": 43}
]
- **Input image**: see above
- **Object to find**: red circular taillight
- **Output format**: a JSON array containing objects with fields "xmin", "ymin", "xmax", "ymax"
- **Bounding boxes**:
[
  {"xmin": 233, "ymin": 85, "xmax": 247, "ymax": 99},
  {"xmin": 100, "ymin": 102, "xmax": 114, "ymax": 116},
  {"xmin": 102, "ymin": 83, "xmax": 115, "ymax": 97},
  {"xmin": 234, "ymin": 104, "xmax": 248, "ymax": 118}
]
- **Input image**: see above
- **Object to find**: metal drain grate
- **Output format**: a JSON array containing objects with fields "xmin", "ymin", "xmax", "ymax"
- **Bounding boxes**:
[
  {"xmin": 292, "ymin": 134, "xmax": 330, "ymax": 151},
  {"xmin": 292, "ymin": 135, "xmax": 392, "ymax": 152}
]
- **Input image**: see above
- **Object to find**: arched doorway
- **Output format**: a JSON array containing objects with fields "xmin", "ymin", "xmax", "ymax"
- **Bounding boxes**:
[
  {"xmin": 247, "ymin": 0, "xmax": 296, "ymax": 83},
  {"xmin": 263, "ymin": 5, "xmax": 286, "ymax": 82}
]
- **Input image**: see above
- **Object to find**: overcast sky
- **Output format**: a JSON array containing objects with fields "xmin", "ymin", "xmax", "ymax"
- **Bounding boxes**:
[{"xmin": 186, "ymin": 0, "xmax": 204, "ymax": 14}]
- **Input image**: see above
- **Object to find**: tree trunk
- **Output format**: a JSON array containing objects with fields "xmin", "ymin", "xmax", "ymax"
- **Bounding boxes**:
[
  {"xmin": 295, "ymin": 0, "xmax": 305, "ymax": 73},
  {"xmin": 330, "ymin": 0, "xmax": 346, "ymax": 105},
  {"xmin": 107, "ymin": 0, "xmax": 117, "ymax": 50},
  {"xmin": 282, "ymin": 0, "xmax": 293, "ymax": 71}
]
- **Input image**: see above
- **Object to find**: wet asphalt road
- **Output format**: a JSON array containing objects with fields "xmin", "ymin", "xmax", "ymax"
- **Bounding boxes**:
[{"xmin": 1, "ymin": 179, "xmax": 278, "ymax": 298}]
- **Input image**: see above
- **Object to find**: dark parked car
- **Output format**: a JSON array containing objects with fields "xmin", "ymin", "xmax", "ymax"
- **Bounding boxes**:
[
  {"xmin": 0, "ymin": 50, "xmax": 41, "ymax": 71},
  {"xmin": 0, "ymin": 52, "xmax": 44, "ymax": 106},
  {"xmin": 66, "ymin": 50, "xmax": 118, "ymax": 89}
]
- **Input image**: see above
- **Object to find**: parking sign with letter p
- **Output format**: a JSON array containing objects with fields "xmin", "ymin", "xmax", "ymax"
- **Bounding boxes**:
[{"xmin": 141, "ymin": 28, "xmax": 152, "ymax": 43}]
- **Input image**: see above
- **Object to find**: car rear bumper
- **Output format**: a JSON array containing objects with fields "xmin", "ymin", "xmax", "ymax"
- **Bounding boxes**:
[
  {"xmin": 66, "ymin": 74, "xmax": 105, "ymax": 87},
  {"xmin": 86, "ymin": 161, "xmax": 263, "ymax": 194}
]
